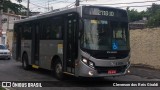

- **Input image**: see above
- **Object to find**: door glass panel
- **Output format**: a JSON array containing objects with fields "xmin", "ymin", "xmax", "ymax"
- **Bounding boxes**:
[{"xmin": 64, "ymin": 13, "xmax": 78, "ymax": 73}]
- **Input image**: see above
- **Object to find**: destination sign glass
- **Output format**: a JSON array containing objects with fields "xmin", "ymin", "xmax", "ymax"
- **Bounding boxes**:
[{"xmin": 83, "ymin": 7, "xmax": 127, "ymax": 17}]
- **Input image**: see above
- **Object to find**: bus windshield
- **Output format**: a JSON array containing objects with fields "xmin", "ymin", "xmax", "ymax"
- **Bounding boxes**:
[{"xmin": 81, "ymin": 19, "xmax": 129, "ymax": 51}]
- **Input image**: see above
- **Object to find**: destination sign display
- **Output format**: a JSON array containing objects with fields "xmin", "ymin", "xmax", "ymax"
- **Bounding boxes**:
[
  {"xmin": 83, "ymin": 7, "xmax": 127, "ymax": 17},
  {"xmin": 99, "ymin": 10, "xmax": 114, "ymax": 16}
]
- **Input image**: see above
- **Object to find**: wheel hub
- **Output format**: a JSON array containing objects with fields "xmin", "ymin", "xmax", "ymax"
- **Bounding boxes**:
[{"xmin": 56, "ymin": 64, "xmax": 62, "ymax": 75}]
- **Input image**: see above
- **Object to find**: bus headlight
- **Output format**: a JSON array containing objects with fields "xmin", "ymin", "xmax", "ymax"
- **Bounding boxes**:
[
  {"xmin": 82, "ymin": 58, "xmax": 88, "ymax": 64},
  {"xmin": 82, "ymin": 58, "xmax": 95, "ymax": 69},
  {"xmin": 88, "ymin": 71, "xmax": 94, "ymax": 76},
  {"xmin": 89, "ymin": 62, "xmax": 94, "ymax": 68}
]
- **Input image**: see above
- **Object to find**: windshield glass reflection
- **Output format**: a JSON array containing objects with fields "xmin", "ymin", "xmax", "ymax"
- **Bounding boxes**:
[{"xmin": 81, "ymin": 19, "xmax": 129, "ymax": 50}]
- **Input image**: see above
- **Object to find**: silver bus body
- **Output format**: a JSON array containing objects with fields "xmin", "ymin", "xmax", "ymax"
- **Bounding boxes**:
[{"xmin": 12, "ymin": 5, "xmax": 130, "ymax": 78}]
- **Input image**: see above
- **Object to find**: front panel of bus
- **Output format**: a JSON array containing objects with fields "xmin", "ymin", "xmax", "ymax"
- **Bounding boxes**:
[{"xmin": 77, "ymin": 6, "xmax": 130, "ymax": 77}]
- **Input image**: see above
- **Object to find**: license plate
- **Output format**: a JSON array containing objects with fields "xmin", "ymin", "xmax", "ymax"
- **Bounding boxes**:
[{"xmin": 108, "ymin": 70, "xmax": 117, "ymax": 74}]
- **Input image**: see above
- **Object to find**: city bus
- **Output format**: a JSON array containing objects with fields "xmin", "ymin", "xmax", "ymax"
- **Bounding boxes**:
[{"xmin": 12, "ymin": 5, "xmax": 130, "ymax": 79}]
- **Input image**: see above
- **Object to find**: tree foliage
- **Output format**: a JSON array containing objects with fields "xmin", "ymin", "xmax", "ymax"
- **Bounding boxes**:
[
  {"xmin": 2, "ymin": 0, "xmax": 27, "ymax": 15},
  {"xmin": 127, "ymin": 3, "xmax": 160, "ymax": 27},
  {"xmin": 147, "ymin": 3, "xmax": 160, "ymax": 27},
  {"xmin": 127, "ymin": 8, "xmax": 144, "ymax": 22}
]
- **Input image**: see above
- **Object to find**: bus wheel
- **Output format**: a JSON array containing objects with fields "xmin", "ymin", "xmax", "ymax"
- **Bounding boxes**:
[
  {"xmin": 54, "ymin": 60, "xmax": 63, "ymax": 80},
  {"xmin": 22, "ymin": 53, "xmax": 30, "ymax": 70}
]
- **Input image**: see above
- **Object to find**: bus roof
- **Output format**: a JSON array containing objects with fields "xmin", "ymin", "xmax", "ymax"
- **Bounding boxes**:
[{"xmin": 14, "ymin": 5, "xmax": 126, "ymax": 24}]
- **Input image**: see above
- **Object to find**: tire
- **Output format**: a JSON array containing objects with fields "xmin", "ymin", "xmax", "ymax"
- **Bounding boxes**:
[
  {"xmin": 53, "ymin": 60, "xmax": 64, "ymax": 80},
  {"xmin": 22, "ymin": 53, "xmax": 30, "ymax": 70}
]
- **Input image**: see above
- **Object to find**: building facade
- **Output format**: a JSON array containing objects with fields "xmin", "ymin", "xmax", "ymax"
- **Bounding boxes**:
[
  {"xmin": 1, "ymin": 13, "xmax": 21, "ymax": 50},
  {"xmin": 129, "ymin": 17, "xmax": 148, "ymax": 30}
]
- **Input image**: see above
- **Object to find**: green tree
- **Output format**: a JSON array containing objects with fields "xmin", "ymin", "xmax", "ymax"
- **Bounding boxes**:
[
  {"xmin": 2, "ymin": 0, "xmax": 27, "ymax": 15},
  {"xmin": 127, "ymin": 3, "xmax": 160, "ymax": 27},
  {"xmin": 147, "ymin": 3, "xmax": 160, "ymax": 15},
  {"xmin": 147, "ymin": 3, "xmax": 160, "ymax": 27},
  {"xmin": 147, "ymin": 10, "xmax": 160, "ymax": 27},
  {"xmin": 127, "ymin": 8, "xmax": 144, "ymax": 22}
]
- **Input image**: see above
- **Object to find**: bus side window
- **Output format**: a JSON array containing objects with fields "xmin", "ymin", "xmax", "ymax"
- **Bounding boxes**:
[
  {"xmin": 51, "ymin": 24, "xmax": 57, "ymax": 39},
  {"xmin": 22, "ymin": 23, "xmax": 32, "ymax": 40},
  {"xmin": 41, "ymin": 18, "xmax": 52, "ymax": 40},
  {"xmin": 41, "ymin": 20, "xmax": 45, "ymax": 40},
  {"xmin": 51, "ymin": 17, "xmax": 62, "ymax": 40},
  {"xmin": 46, "ymin": 25, "xmax": 51, "ymax": 39},
  {"xmin": 56, "ymin": 26, "xmax": 62, "ymax": 39}
]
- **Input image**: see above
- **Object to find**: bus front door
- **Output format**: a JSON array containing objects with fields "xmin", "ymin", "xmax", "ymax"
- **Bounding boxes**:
[
  {"xmin": 31, "ymin": 24, "xmax": 40, "ymax": 67},
  {"xmin": 64, "ymin": 13, "xmax": 78, "ymax": 74}
]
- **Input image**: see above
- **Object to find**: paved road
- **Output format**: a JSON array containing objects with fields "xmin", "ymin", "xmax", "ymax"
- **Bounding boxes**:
[{"xmin": 0, "ymin": 59, "xmax": 160, "ymax": 90}]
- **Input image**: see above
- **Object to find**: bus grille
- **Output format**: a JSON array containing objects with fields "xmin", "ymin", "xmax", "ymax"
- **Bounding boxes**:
[
  {"xmin": 95, "ymin": 65, "xmax": 127, "ymax": 74},
  {"xmin": 93, "ymin": 54, "xmax": 128, "ymax": 59}
]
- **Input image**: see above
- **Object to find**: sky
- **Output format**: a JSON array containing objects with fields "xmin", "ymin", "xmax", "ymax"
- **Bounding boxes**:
[{"xmin": 11, "ymin": 0, "xmax": 160, "ymax": 13}]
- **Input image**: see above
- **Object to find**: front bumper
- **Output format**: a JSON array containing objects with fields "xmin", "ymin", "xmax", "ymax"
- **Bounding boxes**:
[
  {"xmin": 77, "ymin": 60, "xmax": 130, "ymax": 77},
  {"xmin": 0, "ymin": 54, "xmax": 11, "ymax": 59}
]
